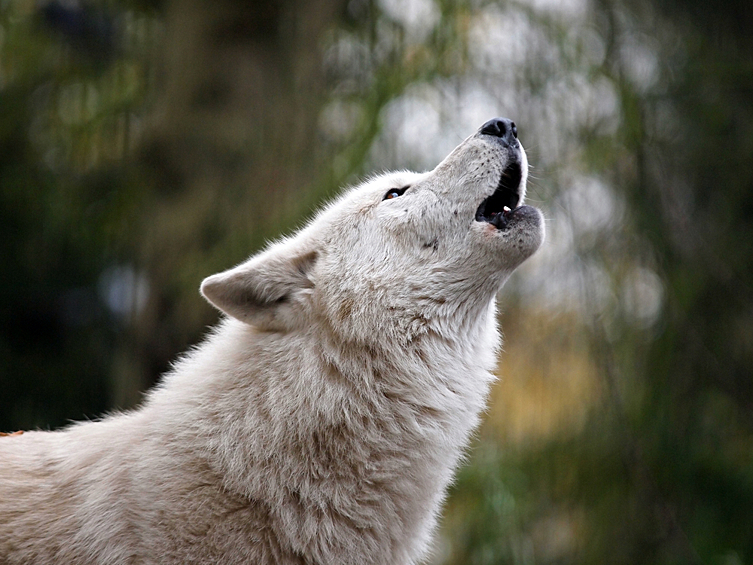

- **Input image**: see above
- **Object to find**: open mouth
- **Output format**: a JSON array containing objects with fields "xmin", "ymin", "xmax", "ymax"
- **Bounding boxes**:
[{"xmin": 474, "ymin": 161, "xmax": 522, "ymax": 229}]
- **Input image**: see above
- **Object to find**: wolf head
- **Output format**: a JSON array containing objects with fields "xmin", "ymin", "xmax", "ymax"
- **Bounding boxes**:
[{"xmin": 201, "ymin": 118, "xmax": 544, "ymax": 345}]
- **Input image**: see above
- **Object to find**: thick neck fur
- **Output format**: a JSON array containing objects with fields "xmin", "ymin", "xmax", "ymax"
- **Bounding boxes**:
[{"xmin": 145, "ymin": 300, "xmax": 499, "ymax": 563}]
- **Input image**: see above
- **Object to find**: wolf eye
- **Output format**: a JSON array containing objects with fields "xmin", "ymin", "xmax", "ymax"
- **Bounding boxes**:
[{"xmin": 383, "ymin": 186, "xmax": 409, "ymax": 200}]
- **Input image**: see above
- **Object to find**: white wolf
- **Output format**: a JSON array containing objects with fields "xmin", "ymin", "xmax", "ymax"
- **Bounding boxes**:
[{"xmin": 0, "ymin": 118, "xmax": 543, "ymax": 564}]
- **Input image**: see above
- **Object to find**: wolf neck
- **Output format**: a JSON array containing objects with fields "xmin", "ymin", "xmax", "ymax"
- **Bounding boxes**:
[{"xmin": 153, "ymin": 308, "xmax": 498, "ymax": 553}]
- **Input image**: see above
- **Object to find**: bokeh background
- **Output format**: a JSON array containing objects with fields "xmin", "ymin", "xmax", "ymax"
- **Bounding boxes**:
[{"xmin": 1, "ymin": 0, "xmax": 752, "ymax": 563}]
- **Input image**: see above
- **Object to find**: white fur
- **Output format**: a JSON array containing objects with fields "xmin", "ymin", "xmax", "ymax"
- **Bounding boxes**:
[{"xmin": 0, "ymin": 124, "xmax": 544, "ymax": 564}]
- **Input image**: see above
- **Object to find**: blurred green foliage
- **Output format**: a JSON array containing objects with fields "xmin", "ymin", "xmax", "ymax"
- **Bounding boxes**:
[
  {"xmin": 0, "ymin": 0, "xmax": 156, "ymax": 426},
  {"xmin": 1, "ymin": 0, "xmax": 752, "ymax": 563}
]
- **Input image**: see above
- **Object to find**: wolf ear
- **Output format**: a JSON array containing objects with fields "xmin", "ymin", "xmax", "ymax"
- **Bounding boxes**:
[{"xmin": 200, "ymin": 245, "xmax": 319, "ymax": 331}]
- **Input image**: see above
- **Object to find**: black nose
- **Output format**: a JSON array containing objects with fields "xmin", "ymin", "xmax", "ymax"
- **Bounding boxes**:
[{"xmin": 479, "ymin": 117, "xmax": 518, "ymax": 146}]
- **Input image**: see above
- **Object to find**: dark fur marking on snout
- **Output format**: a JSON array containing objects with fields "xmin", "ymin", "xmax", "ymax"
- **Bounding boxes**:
[{"xmin": 423, "ymin": 237, "xmax": 439, "ymax": 252}]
